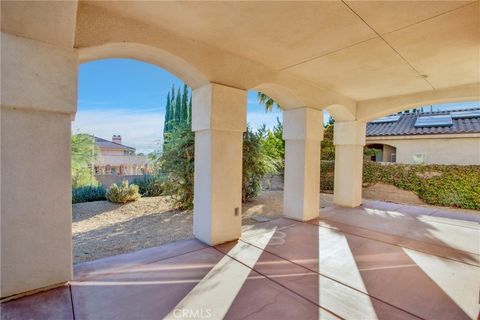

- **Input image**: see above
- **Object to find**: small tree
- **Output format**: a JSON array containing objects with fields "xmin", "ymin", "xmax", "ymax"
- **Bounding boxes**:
[
  {"xmin": 71, "ymin": 133, "xmax": 98, "ymax": 187},
  {"xmin": 160, "ymin": 122, "xmax": 195, "ymax": 209},
  {"xmin": 242, "ymin": 125, "xmax": 277, "ymax": 202},
  {"xmin": 260, "ymin": 119, "xmax": 285, "ymax": 175}
]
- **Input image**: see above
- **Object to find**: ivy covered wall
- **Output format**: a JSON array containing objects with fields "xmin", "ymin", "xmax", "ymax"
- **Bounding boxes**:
[{"xmin": 320, "ymin": 161, "xmax": 480, "ymax": 210}]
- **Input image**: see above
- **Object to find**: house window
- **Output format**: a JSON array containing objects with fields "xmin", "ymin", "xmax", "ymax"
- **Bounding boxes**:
[{"xmin": 391, "ymin": 152, "xmax": 396, "ymax": 163}]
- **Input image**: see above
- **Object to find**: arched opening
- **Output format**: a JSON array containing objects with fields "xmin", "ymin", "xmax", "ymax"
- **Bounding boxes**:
[
  {"xmin": 240, "ymin": 89, "xmax": 285, "ymax": 224},
  {"xmin": 72, "ymin": 57, "xmax": 197, "ymax": 264},
  {"xmin": 242, "ymin": 86, "xmax": 336, "ymax": 221},
  {"xmin": 321, "ymin": 100, "xmax": 480, "ymax": 209}
]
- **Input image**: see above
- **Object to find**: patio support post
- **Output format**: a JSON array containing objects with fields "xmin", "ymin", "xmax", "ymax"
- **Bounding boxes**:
[
  {"xmin": 191, "ymin": 83, "xmax": 247, "ymax": 245},
  {"xmin": 333, "ymin": 120, "xmax": 366, "ymax": 207},
  {"xmin": 283, "ymin": 108, "xmax": 324, "ymax": 221},
  {"xmin": 1, "ymin": 33, "xmax": 77, "ymax": 298}
]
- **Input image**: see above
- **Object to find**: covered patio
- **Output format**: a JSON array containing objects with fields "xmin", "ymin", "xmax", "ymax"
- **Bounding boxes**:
[
  {"xmin": 2, "ymin": 200, "xmax": 478, "ymax": 319},
  {"xmin": 1, "ymin": 1, "xmax": 479, "ymax": 318}
]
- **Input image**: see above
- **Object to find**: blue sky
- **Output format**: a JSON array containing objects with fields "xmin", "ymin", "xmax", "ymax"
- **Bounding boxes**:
[{"xmin": 73, "ymin": 59, "xmax": 479, "ymax": 154}]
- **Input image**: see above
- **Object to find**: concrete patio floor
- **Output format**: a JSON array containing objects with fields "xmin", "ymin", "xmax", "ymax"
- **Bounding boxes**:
[{"xmin": 2, "ymin": 201, "xmax": 479, "ymax": 320}]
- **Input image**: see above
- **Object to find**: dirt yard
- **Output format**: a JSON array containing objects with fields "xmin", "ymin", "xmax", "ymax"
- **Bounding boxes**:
[{"xmin": 72, "ymin": 191, "xmax": 334, "ymax": 264}]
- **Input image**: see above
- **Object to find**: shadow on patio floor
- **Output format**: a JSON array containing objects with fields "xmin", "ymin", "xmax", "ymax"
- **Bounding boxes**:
[{"xmin": 2, "ymin": 201, "xmax": 479, "ymax": 319}]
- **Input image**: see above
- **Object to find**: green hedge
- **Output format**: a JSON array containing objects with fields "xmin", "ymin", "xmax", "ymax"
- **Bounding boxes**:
[
  {"xmin": 321, "ymin": 161, "xmax": 480, "ymax": 210},
  {"xmin": 363, "ymin": 162, "xmax": 480, "ymax": 210},
  {"xmin": 320, "ymin": 160, "xmax": 335, "ymax": 193}
]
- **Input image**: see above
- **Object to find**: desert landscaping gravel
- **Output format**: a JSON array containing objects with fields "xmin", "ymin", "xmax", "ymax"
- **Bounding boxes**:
[
  {"xmin": 72, "ymin": 191, "xmax": 334, "ymax": 264},
  {"xmin": 73, "ymin": 190, "xmax": 474, "ymax": 264}
]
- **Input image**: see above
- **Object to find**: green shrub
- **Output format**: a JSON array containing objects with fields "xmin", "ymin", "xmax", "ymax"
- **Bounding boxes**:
[
  {"xmin": 72, "ymin": 185, "xmax": 106, "ymax": 204},
  {"xmin": 105, "ymin": 181, "xmax": 141, "ymax": 204},
  {"xmin": 131, "ymin": 175, "xmax": 164, "ymax": 197},
  {"xmin": 321, "ymin": 122, "xmax": 335, "ymax": 161},
  {"xmin": 260, "ymin": 120, "xmax": 285, "ymax": 175},
  {"xmin": 320, "ymin": 160, "xmax": 335, "ymax": 192}
]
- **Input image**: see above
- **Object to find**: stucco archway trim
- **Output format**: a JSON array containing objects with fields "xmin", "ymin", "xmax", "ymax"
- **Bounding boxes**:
[
  {"xmin": 78, "ymin": 42, "xmax": 210, "ymax": 89},
  {"xmin": 325, "ymin": 103, "xmax": 357, "ymax": 121},
  {"xmin": 252, "ymin": 83, "xmax": 306, "ymax": 109}
]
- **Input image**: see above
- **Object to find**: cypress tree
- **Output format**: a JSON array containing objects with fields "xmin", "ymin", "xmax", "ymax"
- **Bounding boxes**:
[
  {"xmin": 187, "ymin": 93, "xmax": 192, "ymax": 124},
  {"xmin": 175, "ymin": 88, "xmax": 182, "ymax": 122},
  {"xmin": 181, "ymin": 84, "xmax": 188, "ymax": 122},
  {"xmin": 170, "ymin": 85, "xmax": 176, "ymax": 123},
  {"xmin": 164, "ymin": 91, "xmax": 171, "ymax": 136}
]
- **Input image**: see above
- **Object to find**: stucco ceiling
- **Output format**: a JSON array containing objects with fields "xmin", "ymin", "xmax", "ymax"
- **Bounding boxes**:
[
  {"xmin": 3, "ymin": 0, "xmax": 476, "ymax": 109},
  {"xmin": 83, "ymin": 0, "xmax": 479, "ymax": 102}
]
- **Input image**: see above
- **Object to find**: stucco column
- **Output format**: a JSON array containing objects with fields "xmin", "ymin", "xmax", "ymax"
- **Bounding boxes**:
[
  {"xmin": 333, "ymin": 121, "xmax": 366, "ymax": 207},
  {"xmin": 1, "ymin": 33, "xmax": 77, "ymax": 298},
  {"xmin": 283, "ymin": 108, "xmax": 324, "ymax": 221},
  {"xmin": 192, "ymin": 83, "xmax": 246, "ymax": 245}
]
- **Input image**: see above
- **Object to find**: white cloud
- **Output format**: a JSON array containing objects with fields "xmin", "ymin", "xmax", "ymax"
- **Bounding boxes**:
[
  {"xmin": 72, "ymin": 109, "xmax": 164, "ymax": 154},
  {"xmin": 72, "ymin": 108, "xmax": 285, "ymax": 154}
]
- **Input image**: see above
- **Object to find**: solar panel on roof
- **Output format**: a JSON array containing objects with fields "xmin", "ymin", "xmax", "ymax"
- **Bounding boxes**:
[
  {"xmin": 371, "ymin": 115, "xmax": 401, "ymax": 123},
  {"xmin": 414, "ymin": 115, "xmax": 453, "ymax": 127},
  {"xmin": 451, "ymin": 110, "xmax": 480, "ymax": 119}
]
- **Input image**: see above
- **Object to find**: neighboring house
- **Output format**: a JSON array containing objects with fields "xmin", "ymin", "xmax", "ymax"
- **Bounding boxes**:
[
  {"xmin": 94, "ymin": 135, "xmax": 149, "ymax": 176},
  {"xmin": 366, "ymin": 109, "xmax": 480, "ymax": 165}
]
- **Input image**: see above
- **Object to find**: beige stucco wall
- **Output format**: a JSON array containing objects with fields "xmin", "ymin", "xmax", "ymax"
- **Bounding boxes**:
[
  {"xmin": 1, "ymin": 32, "xmax": 77, "ymax": 298},
  {"xmin": 367, "ymin": 135, "xmax": 480, "ymax": 165},
  {"xmin": 1, "ymin": 108, "xmax": 73, "ymax": 298},
  {"xmin": 1, "ymin": 33, "xmax": 77, "ymax": 113}
]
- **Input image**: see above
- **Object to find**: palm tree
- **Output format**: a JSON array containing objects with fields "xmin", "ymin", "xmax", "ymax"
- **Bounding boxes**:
[{"xmin": 257, "ymin": 92, "xmax": 280, "ymax": 112}]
